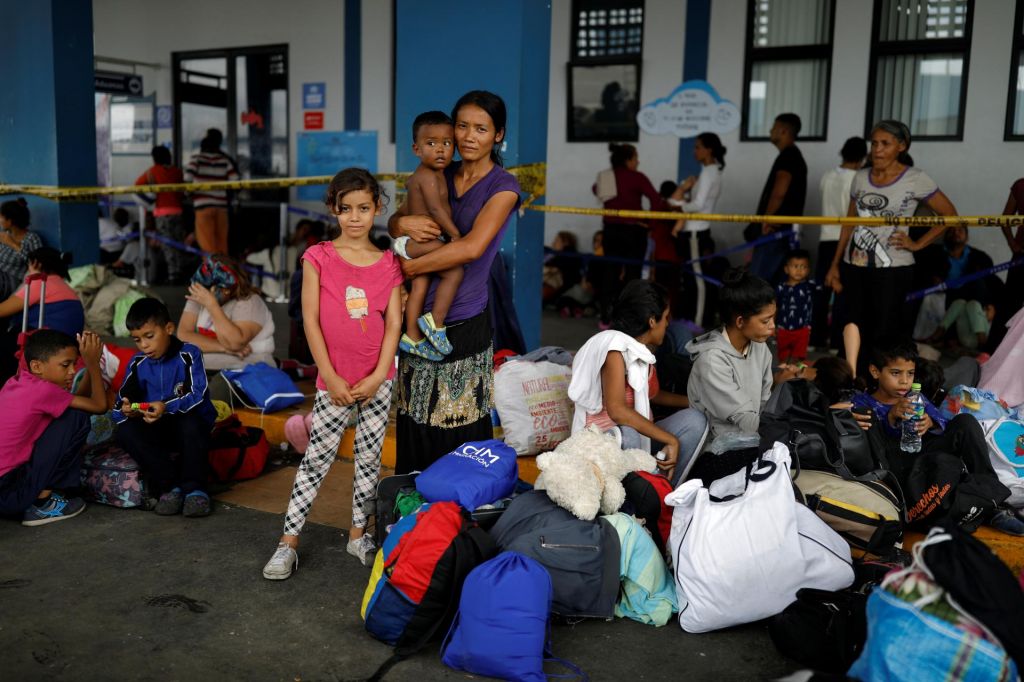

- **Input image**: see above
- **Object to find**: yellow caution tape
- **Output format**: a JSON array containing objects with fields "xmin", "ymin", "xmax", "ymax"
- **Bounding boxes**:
[
  {"xmin": 5, "ymin": 161, "xmax": 1021, "ymax": 227},
  {"xmin": 0, "ymin": 162, "xmax": 547, "ymax": 203},
  {"xmin": 524, "ymin": 204, "xmax": 1023, "ymax": 229}
]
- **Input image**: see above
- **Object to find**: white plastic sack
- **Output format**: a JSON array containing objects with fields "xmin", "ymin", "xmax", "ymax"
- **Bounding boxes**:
[
  {"xmin": 494, "ymin": 360, "xmax": 574, "ymax": 456},
  {"xmin": 666, "ymin": 442, "xmax": 854, "ymax": 633}
]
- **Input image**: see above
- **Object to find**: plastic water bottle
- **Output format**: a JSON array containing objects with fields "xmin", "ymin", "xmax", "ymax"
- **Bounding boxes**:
[{"xmin": 900, "ymin": 382, "xmax": 925, "ymax": 453}]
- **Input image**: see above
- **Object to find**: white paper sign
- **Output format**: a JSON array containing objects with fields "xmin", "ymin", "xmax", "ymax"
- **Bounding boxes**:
[{"xmin": 636, "ymin": 80, "xmax": 740, "ymax": 138}]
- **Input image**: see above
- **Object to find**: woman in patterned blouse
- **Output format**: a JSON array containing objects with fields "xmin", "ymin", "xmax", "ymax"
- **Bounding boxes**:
[{"xmin": 0, "ymin": 198, "xmax": 45, "ymax": 299}]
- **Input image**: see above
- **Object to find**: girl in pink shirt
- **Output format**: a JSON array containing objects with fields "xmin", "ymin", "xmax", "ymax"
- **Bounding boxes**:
[{"xmin": 263, "ymin": 169, "xmax": 403, "ymax": 579}]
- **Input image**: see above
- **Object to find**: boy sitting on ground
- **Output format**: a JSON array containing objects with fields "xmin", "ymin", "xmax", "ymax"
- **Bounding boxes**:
[
  {"xmin": 0, "ymin": 330, "xmax": 108, "ymax": 525},
  {"xmin": 851, "ymin": 338, "xmax": 1024, "ymax": 536},
  {"xmin": 113, "ymin": 298, "xmax": 217, "ymax": 518},
  {"xmin": 393, "ymin": 111, "xmax": 464, "ymax": 361}
]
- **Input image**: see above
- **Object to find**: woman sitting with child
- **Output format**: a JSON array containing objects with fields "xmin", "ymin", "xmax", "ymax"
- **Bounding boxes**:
[
  {"xmin": 177, "ymin": 255, "xmax": 276, "ymax": 371},
  {"xmin": 568, "ymin": 280, "xmax": 708, "ymax": 486}
]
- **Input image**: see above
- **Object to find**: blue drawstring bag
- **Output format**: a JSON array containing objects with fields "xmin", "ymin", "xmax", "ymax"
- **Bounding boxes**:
[
  {"xmin": 441, "ymin": 551, "xmax": 586, "ymax": 682},
  {"xmin": 415, "ymin": 439, "xmax": 518, "ymax": 511},
  {"xmin": 221, "ymin": 362, "xmax": 305, "ymax": 413}
]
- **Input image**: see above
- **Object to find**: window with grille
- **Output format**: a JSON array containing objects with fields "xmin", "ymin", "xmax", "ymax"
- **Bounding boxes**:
[
  {"xmin": 572, "ymin": 0, "xmax": 644, "ymax": 63},
  {"xmin": 1006, "ymin": 0, "xmax": 1024, "ymax": 139},
  {"xmin": 742, "ymin": 0, "xmax": 836, "ymax": 140},
  {"xmin": 866, "ymin": 0, "xmax": 974, "ymax": 140}
]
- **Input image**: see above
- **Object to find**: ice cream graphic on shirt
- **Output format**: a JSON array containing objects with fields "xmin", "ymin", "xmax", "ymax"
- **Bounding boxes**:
[{"xmin": 345, "ymin": 285, "xmax": 369, "ymax": 332}]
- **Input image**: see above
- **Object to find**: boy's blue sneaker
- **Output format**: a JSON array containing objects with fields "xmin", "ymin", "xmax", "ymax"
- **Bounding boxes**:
[
  {"xmin": 22, "ymin": 494, "xmax": 86, "ymax": 527},
  {"xmin": 154, "ymin": 488, "xmax": 184, "ymax": 516},
  {"xmin": 990, "ymin": 509, "xmax": 1024, "ymax": 537},
  {"xmin": 183, "ymin": 491, "xmax": 212, "ymax": 518},
  {"xmin": 417, "ymin": 313, "xmax": 453, "ymax": 355},
  {"xmin": 399, "ymin": 333, "xmax": 444, "ymax": 362}
]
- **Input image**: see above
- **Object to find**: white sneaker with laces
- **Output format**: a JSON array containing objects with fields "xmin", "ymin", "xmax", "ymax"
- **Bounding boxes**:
[
  {"xmin": 347, "ymin": 534, "xmax": 377, "ymax": 566},
  {"xmin": 262, "ymin": 543, "xmax": 298, "ymax": 580}
]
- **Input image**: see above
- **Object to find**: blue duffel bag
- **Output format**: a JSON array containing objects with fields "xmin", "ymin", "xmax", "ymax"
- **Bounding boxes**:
[
  {"xmin": 415, "ymin": 439, "xmax": 518, "ymax": 511},
  {"xmin": 221, "ymin": 362, "xmax": 305, "ymax": 413}
]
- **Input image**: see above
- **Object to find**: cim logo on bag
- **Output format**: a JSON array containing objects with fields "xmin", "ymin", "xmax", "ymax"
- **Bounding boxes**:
[{"xmin": 453, "ymin": 443, "xmax": 501, "ymax": 468}]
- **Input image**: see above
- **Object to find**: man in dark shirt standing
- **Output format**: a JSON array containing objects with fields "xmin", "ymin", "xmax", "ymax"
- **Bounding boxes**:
[{"xmin": 749, "ymin": 113, "xmax": 807, "ymax": 283}]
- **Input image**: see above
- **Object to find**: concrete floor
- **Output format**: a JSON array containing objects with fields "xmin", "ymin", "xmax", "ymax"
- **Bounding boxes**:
[
  {"xmin": 1, "ymin": 502, "xmax": 795, "ymax": 681},
  {"xmin": 1, "ymin": 289, "xmax": 799, "ymax": 681}
]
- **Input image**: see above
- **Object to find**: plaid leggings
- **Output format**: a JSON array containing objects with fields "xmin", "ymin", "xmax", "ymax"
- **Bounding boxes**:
[{"xmin": 282, "ymin": 381, "xmax": 392, "ymax": 536}]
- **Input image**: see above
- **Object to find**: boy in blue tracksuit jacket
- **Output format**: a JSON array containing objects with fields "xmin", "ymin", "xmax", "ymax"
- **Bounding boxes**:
[{"xmin": 113, "ymin": 298, "xmax": 217, "ymax": 518}]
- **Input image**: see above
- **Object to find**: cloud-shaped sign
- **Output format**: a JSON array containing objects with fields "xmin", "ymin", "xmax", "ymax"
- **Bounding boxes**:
[{"xmin": 636, "ymin": 80, "xmax": 740, "ymax": 138}]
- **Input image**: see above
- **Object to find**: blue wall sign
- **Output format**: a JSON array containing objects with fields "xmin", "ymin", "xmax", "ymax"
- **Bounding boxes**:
[
  {"xmin": 296, "ymin": 130, "xmax": 377, "ymax": 201},
  {"xmin": 302, "ymin": 82, "xmax": 325, "ymax": 110},
  {"xmin": 156, "ymin": 105, "xmax": 173, "ymax": 129}
]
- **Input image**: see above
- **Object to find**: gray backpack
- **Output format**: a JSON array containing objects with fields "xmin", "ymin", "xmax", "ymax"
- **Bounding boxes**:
[{"xmin": 489, "ymin": 490, "xmax": 620, "ymax": 619}]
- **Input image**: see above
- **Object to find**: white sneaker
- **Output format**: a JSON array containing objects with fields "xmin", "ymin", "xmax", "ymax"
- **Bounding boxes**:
[
  {"xmin": 262, "ymin": 543, "xmax": 298, "ymax": 580},
  {"xmin": 347, "ymin": 534, "xmax": 377, "ymax": 567}
]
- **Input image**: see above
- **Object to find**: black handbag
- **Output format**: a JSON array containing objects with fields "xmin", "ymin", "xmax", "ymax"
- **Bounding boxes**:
[
  {"xmin": 769, "ymin": 588, "xmax": 868, "ymax": 673},
  {"xmin": 761, "ymin": 380, "xmax": 877, "ymax": 478}
]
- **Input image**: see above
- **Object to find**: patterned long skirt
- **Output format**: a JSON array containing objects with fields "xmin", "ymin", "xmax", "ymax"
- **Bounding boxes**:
[{"xmin": 394, "ymin": 311, "xmax": 493, "ymax": 474}]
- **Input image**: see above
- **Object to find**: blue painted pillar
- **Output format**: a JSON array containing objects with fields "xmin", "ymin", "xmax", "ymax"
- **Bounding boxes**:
[
  {"xmin": 395, "ymin": 0, "xmax": 550, "ymax": 350},
  {"xmin": 0, "ymin": 0, "xmax": 99, "ymax": 262},
  {"xmin": 344, "ymin": 0, "xmax": 361, "ymax": 130},
  {"xmin": 678, "ymin": 0, "xmax": 712, "ymax": 180}
]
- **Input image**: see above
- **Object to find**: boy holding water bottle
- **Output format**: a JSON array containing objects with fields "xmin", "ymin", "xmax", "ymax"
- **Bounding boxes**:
[{"xmin": 851, "ymin": 339, "xmax": 1024, "ymax": 535}]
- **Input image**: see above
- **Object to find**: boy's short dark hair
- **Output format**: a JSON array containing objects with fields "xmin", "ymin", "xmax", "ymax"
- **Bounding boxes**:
[
  {"xmin": 412, "ymin": 111, "xmax": 453, "ymax": 140},
  {"xmin": 151, "ymin": 145, "xmax": 172, "ymax": 165},
  {"xmin": 659, "ymin": 180, "xmax": 677, "ymax": 198},
  {"xmin": 775, "ymin": 113, "xmax": 802, "ymax": 138},
  {"xmin": 125, "ymin": 298, "xmax": 172, "ymax": 331},
  {"xmin": 785, "ymin": 249, "xmax": 811, "ymax": 265},
  {"xmin": 24, "ymin": 329, "xmax": 77, "ymax": 365},
  {"xmin": 867, "ymin": 337, "xmax": 919, "ymax": 371}
]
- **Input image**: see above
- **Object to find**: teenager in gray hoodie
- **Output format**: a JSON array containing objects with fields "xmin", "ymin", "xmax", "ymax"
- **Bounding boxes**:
[{"xmin": 686, "ymin": 271, "xmax": 776, "ymax": 442}]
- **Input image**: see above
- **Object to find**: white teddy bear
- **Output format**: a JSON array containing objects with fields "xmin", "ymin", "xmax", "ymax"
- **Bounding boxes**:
[{"xmin": 534, "ymin": 425, "xmax": 657, "ymax": 521}]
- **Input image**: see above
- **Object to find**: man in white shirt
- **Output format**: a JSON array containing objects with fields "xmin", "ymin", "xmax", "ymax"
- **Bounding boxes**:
[{"xmin": 812, "ymin": 137, "xmax": 865, "ymax": 349}]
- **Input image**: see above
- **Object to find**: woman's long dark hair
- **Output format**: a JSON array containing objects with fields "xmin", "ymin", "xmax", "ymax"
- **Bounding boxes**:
[
  {"xmin": 608, "ymin": 143, "xmax": 637, "ymax": 169},
  {"xmin": 0, "ymin": 198, "xmax": 30, "ymax": 230},
  {"xmin": 719, "ymin": 269, "xmax": 775, "ymax": 327},
  {"xmin": 26, "ymin": 247, "xmax": 69, "ymax": 280},
  {"xmin": 452, "ymin": 90, "xmax": 507, "ymax": 166},
  {"xmin": 696, "ymin": 133, "xmax": 727, "ymax": 170},
  {"xmin": 610, "ymin": 280, "xmax": 668, "ymax": 338}
]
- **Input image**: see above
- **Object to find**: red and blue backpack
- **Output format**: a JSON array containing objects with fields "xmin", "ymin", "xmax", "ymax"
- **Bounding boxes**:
[{"xmin": 360, "ymin": 501, "xmax": 495, "ymax": 672}]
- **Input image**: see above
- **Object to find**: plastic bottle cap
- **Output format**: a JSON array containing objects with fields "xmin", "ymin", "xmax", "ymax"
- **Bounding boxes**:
[{"xmin": 911, "ymin": 383, "xmax": 922, "ymax": 390}]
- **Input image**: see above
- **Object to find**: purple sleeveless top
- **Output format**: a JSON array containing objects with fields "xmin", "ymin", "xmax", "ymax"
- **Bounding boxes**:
[{"xmin": 423, "ymin": 162, "xmax": 521, "ymax": 323}]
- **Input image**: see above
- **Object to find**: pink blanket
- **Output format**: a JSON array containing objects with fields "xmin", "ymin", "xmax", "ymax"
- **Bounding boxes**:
[{"xmin": 980, "ymin": 307, "xmax": 1024, "ymax": 408}]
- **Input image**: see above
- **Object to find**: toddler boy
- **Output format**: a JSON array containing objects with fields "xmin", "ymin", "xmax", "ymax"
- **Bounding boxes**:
[
  {"xmin": 393, "ymin": 111, "xmax": 464, "ymax": 361},
  {"xmin": 113, "ymin": 298, "xmax": 217, "ymax": 517},
  {"xmin": 775, "ymin": 249, "xmax": 815, "ymax": 362},
  {"xmin": 0, "ymin": 330, "xmax": 107, "ymax": 525}
]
